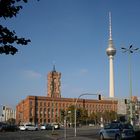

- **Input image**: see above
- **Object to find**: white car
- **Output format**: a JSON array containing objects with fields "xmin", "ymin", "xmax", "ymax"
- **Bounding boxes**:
[
  {"xmin": 89, "ymin": 124, "xmax": 95, "ymax": 127},
  {"xmin": 40, "ymin": 124, "xmax": 47, "ymax": 130},
  {"xmin": 19, "ymin": 124, "xmax": 38, "ymax": 131},
  {"xmin": 53, "ymin": 123, "xmax": 60, "ymax": 129}
]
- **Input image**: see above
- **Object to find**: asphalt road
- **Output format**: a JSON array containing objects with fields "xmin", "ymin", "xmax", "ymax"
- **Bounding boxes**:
[
  {"xmin": 1, "ymin": 127, "xmax": 139, "ymax": 140},
  {"xmin": 0, "ymin": 127, "xmax": 100, "ymax": 140}
]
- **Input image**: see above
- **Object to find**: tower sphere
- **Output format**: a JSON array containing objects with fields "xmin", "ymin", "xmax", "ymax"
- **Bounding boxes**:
[{"xmin": 106, "ymin": 46, "xmax": 116, "ymax": 56}]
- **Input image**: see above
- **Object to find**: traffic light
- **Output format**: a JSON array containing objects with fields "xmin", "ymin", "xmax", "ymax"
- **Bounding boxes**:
[
  {"xmin": 98, "ymin": 94, "xmax": 101, "ymax": 100},
  {"xmin": 61, "ymin": 110, "xmax": 65, "ymax": 116},
  {"xmin": 76, "ymin": 110, "xmax": 80, "ymax": 118},
  {"xmin": 124, "ymin": 99, "xmax": 127, "ymax": 104}
]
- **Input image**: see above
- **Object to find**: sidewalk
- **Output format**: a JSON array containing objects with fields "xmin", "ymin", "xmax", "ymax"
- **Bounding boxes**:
[
  {"xmin": 45, "ymin": 127, "xmax": 100, "ymax": 140},
  {"xmin": 46, "ymin": 133, "xmax": 98, "ymax": 140},
  {"xmin": 52, "ymin": 136, "xmax": 97, "ymax": 140},
  {"xmin": 58, "ymin": 136, "xmax": 97, "ymax": 140}
]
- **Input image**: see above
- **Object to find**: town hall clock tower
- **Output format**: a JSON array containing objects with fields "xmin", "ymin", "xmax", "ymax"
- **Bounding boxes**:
[{"xmin": 47, "ymin": 65, "xmax": 61, "ymax": 98}]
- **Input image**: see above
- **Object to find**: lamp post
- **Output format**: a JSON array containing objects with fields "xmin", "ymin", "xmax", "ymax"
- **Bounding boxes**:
[
  {"xmin": 74, "ymin": 93, "xmax": 101, "ymax": 137},
  {"xmin": 68, "ymin": 111, "xmax": 71, "ymax": 127},
  {"xmin": 121, "ymin": 45, "xmax": 139, "ymax": 125}
]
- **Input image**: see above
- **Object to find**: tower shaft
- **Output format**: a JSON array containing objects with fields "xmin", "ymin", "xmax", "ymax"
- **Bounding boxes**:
[{"xmin": 109, "ymin": 56, "xmax": 115, "ymax": 98}]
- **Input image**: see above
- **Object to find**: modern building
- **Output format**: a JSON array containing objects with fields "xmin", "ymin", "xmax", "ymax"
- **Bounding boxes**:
[
  {"xmin": 1, "ymin": 105, "xmax": 16, "ymax": 122},
  {"xmin": 117, "ymin": 96, "xmax": 140, "ymax": 124},
  {"xmin": 127, "ymin": 96, "xmax": 140, "ymax": 124},
  {"xmin": 117, "ymin": 99, "xmax": 127, "ymax": 115},
  {"xmin": 16, "ymin": 66, "xmax": 118, "ymax": 125}
]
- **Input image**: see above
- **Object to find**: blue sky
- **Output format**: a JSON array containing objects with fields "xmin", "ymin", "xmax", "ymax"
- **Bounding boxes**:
[{"xmin": 0, "ymin": 0, "xmax": 140, "ymax": 108}]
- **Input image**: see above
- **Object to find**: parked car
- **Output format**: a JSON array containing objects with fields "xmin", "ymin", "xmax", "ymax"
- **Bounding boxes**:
[
  {"xmin": 6, "ymin": 124, "xmax": 19, "ymax": 131},
  {"xmin": 46, "ymin": 123, "xmax": 53, "ymax": 130},
  {"xmin": 53, "ymin": 123, "xmax": 60, "ymax": 129},
  {"xmin": 0, "ymin": 122, "xmax": 18, "ymax": 132},
  {"xmin": 99, "ymin": 122, "xmax": 135, "ymax": 140},
  {"xmin": 19, "ymin": 125, "xmax": 26, "ymax": 131},
  {"xmin": 89, "ymin": 123, "xmax": 95, "ymax": 127},
  {"xmin": 40, "ymin": 124, "xmax": 47, "ymax": 130},
  {"xmin": 40, "ymin": 123, "xmax": 60, "ymax": 130},
  {"xmin": 0, "ymin": 122, "xmax": 7, "ymax": 132},
  {"xmin": 19, "ymin": 124, "xmax": 38, "ymax": 131}
]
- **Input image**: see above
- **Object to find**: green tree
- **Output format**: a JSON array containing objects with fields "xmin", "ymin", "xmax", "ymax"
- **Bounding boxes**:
[
  {"xmin": 102, "ymin": 110, "xmax": 117, "ymax": 123},
  {"xmin": 103, "ymin": 111, "xmax": 110, "ymax": 123},
  {"xmin": 60, "ymin": 109, "xmax": 65, "ymax": 123},
  {"xmin": 95, "ymin": 112, "xmax": 102, "ymax": 124},
  {"xmin": 7, "ymin": 118, "xmax": 16, "ymax": 125},
  {"xmin": 80, "ymin": 108, "xmax": 88, "ymax": 121},
  {"xmin": 0, "ymin": 0, "xmax": 38, "ymax": 55},
  {"xmin": 66, "ymin": 105, "xmax": 75, "ymax": 124},
  {"xmin": 89, "ymin": 112, "xmax": 96, "ymax": 124},
  {"xmin": 79, "ymin": 108, "xmax": 88, "ymax": 125},
  {"xmin": 109, "ymin": 111, "xmax": 117, "ymax": 121}
]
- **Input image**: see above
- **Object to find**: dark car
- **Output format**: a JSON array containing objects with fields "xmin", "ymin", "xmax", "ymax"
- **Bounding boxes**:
[
  {"xmin": 0, "ymin": 122, "xmax": 19, "ymax": 132},
  {"xmin": 46, "ymin": 123, "xmax": 53, "ymax": 130},
  {"xmin": 6, "ymin": 124, "xmax": 19, "ymax": 131},
  {"xmin": 99, "ymin": 122, "xmax": 135, "ymax": 140},
  {"xmin": 0, "ymin": 122, "xmax": 7, "ymax": 132}
]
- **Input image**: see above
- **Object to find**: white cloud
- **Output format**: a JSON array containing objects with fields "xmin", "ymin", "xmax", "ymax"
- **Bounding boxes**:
[
  {"xmin": 22, "ymin": 70, "xmax": 42, "ymax": 79},
  {"xmin": 79, "ymin": 68, "xmax": 88, "ymax": 76}
]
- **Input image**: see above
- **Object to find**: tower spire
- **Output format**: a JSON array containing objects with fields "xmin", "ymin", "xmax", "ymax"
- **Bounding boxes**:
[
  {"xmin": 53, "ymin": 64, "xmax": 56, "ymax": 72},
  {"xmin": 109, "ymin": 12, "xmax": 112, "ymax": 40},
  {"xmin": 52, "ymin": 61, "xmax": 56, "ymax": 72}
]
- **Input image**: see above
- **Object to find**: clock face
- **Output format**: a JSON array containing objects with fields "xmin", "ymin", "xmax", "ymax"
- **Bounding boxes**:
[{"xmin": 54, "ymin": 78, "xmax": 57, "ymax": 82}]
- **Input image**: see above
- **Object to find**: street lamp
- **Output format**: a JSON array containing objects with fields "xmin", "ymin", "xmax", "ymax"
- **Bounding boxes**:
[
  {"xmin": 68, "ymin": 111, "xmax": 71, "ymax": 127},
  {"xmin": 121, "ymin": 45, "xmax": 139, "ymax": 125},
  {"xmin": 74, "ymin": 93, "xmax": 101, "ymax": 137}
]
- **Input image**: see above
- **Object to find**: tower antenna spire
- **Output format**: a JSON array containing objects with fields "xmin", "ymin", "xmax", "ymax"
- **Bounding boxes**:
[
  {"xmin": 109, "ymin": 12, "xmax": 112, "ymax": 40},
  {"xmin": 52, "ymin": 61, "xmax": 56, "ymax": 72}
]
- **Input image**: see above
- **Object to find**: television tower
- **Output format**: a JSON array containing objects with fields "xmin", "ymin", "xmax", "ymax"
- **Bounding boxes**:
[{"xmin": 106, "ymin": 12, "xmax": 116, "ymax": 98}]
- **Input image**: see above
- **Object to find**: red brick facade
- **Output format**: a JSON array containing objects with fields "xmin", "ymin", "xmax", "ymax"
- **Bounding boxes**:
[{"xmin": 16, "ymin": 96, "xmax": 117, "ymax": 125}]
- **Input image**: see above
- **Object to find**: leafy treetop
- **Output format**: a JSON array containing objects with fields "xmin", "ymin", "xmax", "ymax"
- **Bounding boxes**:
[{"xmin": 0, "ymin": 0, "xmax": 37, "ymax": 55}]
